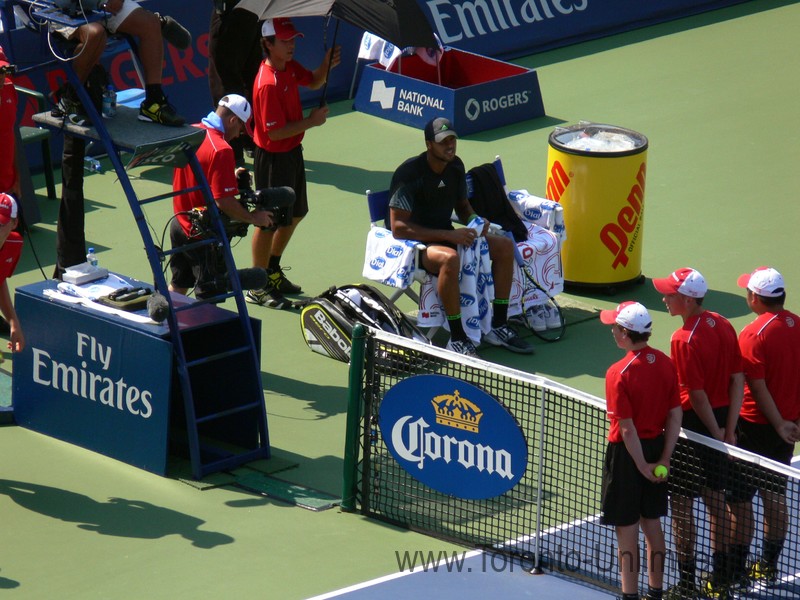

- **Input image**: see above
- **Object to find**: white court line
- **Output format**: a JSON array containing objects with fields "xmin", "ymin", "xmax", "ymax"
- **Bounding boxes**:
[{"xmin": 305, "ymin": 548, "xmax": 486, "ymax": 600}]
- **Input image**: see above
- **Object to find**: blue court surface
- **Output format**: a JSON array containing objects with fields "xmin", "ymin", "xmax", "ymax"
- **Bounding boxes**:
[{"xmin": 308, "ymin": 549, "xmax": 614, "ymax": 600}]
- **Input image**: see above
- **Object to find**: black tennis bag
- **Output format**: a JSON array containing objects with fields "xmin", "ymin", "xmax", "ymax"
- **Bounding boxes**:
[{"xmin": 300, "ymin": 284, "xmax": 430, "ymax": 362}]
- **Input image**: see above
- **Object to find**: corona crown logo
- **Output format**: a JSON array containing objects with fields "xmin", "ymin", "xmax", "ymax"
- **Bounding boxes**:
[{"xmin": 432, "ymin": 390, "xmax": 483, "ymax": 433}]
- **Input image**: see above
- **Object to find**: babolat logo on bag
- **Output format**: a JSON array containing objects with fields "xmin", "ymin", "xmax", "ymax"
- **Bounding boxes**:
[
  {"xmin": 379, "ymin": 374, "xmax": 527, "ymax": 500},
  {"xmin": 300, "ymin": 284, "xmax": 430, "ymax": 363}
]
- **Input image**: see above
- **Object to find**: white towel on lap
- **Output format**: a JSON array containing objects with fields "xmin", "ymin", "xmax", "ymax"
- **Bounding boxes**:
[{"xmin": 417, "ymin": 237, "xmax": 494, "ymax": 345}]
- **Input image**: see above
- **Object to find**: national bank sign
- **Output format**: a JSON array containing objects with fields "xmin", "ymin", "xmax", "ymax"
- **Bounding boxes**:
[
  {"xmin": 353, "ymin": 48, "xmax": 545, "ymax": 136},
  {"xmin": 379, "ymin": 374, "xmax": 527, "ymax": 499}
]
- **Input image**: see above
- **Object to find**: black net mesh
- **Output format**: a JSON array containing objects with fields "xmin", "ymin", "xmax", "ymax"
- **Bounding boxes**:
[{"xmin": 352, "ymin": 331, "xmax": 800, "ymax": 597}]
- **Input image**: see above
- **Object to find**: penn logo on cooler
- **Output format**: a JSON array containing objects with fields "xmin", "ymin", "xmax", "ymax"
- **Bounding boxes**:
[{"xmin": 379, "ymin": 375, "xmax": 527, "ymax": 499}]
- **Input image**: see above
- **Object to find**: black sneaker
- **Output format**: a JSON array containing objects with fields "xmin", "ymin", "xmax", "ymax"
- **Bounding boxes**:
[
  {"xmin": 269, "ymin": 266, "xmax": 302, "ymax": 294},
  {"xmin": 245, "ymin": 287, "xmax": 294, "ymax": 310},
  {"xmin": 665, "ymin": 583, "xmax": 699, "ymax": 600},
  {"xmin": 50, "ymin": 86, "xmax": 88, "ymax": 125},
  {"xmin": 139, "ymin": 97, "xmax": 185, "ymax": 126},
  {"xmin": 484, "ymin": 324, "xmax": 535, "ymax": 354}
]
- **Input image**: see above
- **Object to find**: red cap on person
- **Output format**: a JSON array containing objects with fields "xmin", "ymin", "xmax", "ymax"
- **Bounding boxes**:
[
  {"xmin": 652, "ymin": 267, "xmax": 707, "ymax": 298},
  {"xmin": 0, "ymin": 193, "xmax": 19, "ymax": 225},
  {"xmin": 600, "ymin": 301, "xmax": 652, "ymax": 333},
  {"xmin": 737, "ymin": 267, "xmax": 785, "ymax": 298},
  {"xmin": 261, "ymin": 18, "xmax": 303, "ymax": 41}
]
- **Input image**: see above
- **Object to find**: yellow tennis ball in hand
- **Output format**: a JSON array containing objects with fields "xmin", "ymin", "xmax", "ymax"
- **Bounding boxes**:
[{"xmin": 653, "ymin": 465, "xmax": 668, "ymax": 479}]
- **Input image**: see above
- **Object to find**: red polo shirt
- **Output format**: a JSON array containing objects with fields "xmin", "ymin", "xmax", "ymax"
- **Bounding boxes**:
[
  {"xmin": 739, "ymin": 310, "xmax": 800, "ymax": 423},
  {"xmin": 0, "ymin": 80, "xmax": 18, "ymax": 192},
  {"xmin": 670, "ymin": 310, "xmax": 743, "ymax": 411},
  {"xmin": 252, "ymin": 59, "xmax": 312, "ymax": 153},
  {"xmin": 606, "ymin": 346, "xmax": 680, "ymax": 443},
  {"xmin": 172, "ymin": 123, "xmax": 238, "ymax": 236}
]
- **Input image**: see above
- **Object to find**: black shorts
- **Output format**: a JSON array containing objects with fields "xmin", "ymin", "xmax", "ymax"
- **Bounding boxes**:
[
  {"xmin": 169, "ymin": 220, "xmax": 223, "ymax": 296},
  {"xmin": 668, "ymin": 407, "xmax": 729, "ymax": 498},
  {"xmin": 727, "ymin": 420, "xmax": 792, "ymax": 503},
  {"xmin": 600, "ymin": 436, "xmax": 668, "ymax": 527},
  {"xmin": 253, "ymin": 145, "xmax": 308, "ymax": 219}
]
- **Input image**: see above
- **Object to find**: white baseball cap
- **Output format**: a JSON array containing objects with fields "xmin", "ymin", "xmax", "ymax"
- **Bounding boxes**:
[
  {"xmin": 737, "ymin": 267, "xmax": 785, "ymax": 297},
  {"xmin": 652, "ymin": 267, "xmax": 708, "ymax": 298},
  {"xmin": 600, "ymin": 301, "xmax": 652, "ymax": 334},
  {"xmin": 261, "ymin": 18, "xmax": 303, "ymax": 40},
  {"xmin": 218, "ymin": 94, "xmax": 253, "ymax": 136}
]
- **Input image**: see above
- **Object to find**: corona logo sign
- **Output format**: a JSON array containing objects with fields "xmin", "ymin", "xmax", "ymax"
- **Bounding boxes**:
[
  {"xmin": 546, "ymin": 160, "xmax": 570, "ymax": 201},
  {"xmin": 432, "ymin": 390, "xmax": 484, "ymax": 433},
  {"xmin": 599, "ymin": 162, "xmax": 646, "ymax": 269},
  {"xmin": 379, "ymin": 375, "xmax": 527, "ymax": 500}
]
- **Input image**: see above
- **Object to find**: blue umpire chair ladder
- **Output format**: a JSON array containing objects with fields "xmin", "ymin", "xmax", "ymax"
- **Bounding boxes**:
[{"xmin": 1, "ymin": 0, "xmax": 270, "ymax": 479}]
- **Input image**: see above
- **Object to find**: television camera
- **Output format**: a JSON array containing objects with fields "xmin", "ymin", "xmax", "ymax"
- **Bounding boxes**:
[{"xmin": 188, "ymin": 175, "xmax": 295, "ymax": 240}]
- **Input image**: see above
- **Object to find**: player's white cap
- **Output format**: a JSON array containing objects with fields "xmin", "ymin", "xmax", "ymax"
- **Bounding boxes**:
[
  {"xmin": 737, "ymin": 267, "xmax": 785, "ymax": 297},
  {"xmin": 600, "ymin": 301, "xmax": 652, "ymax": 334},
  {"xmin": 652, "ymin": 267, "xmax": 707, "ymax": 298}
]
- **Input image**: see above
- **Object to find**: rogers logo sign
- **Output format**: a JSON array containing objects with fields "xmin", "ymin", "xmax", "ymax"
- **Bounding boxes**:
[{"xmin": 600, "ymin": 163, "xmax": 646, "ymax": 269}]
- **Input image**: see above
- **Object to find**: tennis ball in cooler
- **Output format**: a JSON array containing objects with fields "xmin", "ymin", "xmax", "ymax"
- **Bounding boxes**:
[{"xmin": 653, "ymin": 465, "xmax": 668, "ymax": 479}]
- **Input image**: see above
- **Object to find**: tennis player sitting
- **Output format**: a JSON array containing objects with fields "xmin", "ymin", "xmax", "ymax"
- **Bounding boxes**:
[
  {"xmin": 599, "ymin": 302, "xmax": 682, "ymax": 600},
  {"xmin": 388, "ymin": 117, "xmax": 533, "ymax": 358}
]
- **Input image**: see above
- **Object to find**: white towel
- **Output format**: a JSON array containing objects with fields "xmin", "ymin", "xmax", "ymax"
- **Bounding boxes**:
[
  {"xmin": 362, "ymin": 227, "xmax": 419, "ymax": 289},
  {"xmin": 507, "ymin": 190, "xmax": 567, "ymax": 247},
  {"xmin": 417, "ymin": 237, "xmax": 494, "ymax": 345},
  {"xmin": 509, "ymin": 223, "xmax": 564, "ymax": 316}
]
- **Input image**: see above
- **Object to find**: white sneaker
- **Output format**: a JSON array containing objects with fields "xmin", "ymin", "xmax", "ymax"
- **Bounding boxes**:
[
  {"xmin": 543, "ymin": 304, "xmax": 562, "ymax": 329},
  {"xmin": 445, "ymin": 338, "xmax": 479, "ymax": 358},
  {"xmin": 525, "ymin": 305, "xmax": 547, "ymax": 332}
]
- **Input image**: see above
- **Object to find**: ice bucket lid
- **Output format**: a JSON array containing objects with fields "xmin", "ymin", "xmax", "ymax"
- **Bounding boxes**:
[{"xmin": 549, "ymin": 122, "xmax": 648, "ymax": 157}]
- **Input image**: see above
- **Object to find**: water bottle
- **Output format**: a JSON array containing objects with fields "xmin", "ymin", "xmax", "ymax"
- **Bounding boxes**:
[
  {"xmin": 84, "ymin": 157, "xmax": 102, "ymax": 172},
  {"xmin": 86, "ymin": 247, "xmax": 98, "ymax": 267},
  {"xmin": 102, "ymin": 85, "xmax": 116, "ymax": 118}
]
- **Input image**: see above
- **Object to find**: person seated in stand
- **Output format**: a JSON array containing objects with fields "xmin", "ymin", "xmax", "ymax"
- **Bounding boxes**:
[
  {"xmin": 389, "ymin": 117, "xmax": 534, "ymax": 357},
  {"xmin": 52, "ymin": 0, "xmax": 186, "ymax": 126},
  {"xmin": 0, "ymin": 194, "xmax": 25, "ymax": 355},
  {"xmin": 169, "ymin": 95, "xmax": 273, "ymax": 297}
]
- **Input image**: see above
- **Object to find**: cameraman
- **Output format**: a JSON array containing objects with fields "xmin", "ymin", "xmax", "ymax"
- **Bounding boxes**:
[{"xmin": 170, "ymin": 95, "xmax": 273, "ymax": 297}]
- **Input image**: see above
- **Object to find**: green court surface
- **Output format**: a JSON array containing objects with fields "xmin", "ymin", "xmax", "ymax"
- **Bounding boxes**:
[{"xmin": 1, "ymin": 1, "xmax": 799, "ymax": 598}]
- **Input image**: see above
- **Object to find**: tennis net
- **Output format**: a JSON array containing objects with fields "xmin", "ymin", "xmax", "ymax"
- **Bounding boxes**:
[{"xmin": 342, "ymin": 328, "xmax": 800, "ymax": 598}]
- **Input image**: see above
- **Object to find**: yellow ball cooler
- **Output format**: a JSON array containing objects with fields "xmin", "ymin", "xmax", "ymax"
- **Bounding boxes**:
[{"xmin": 546, "ymin": 122, "xmax": 648, "ymax": 290}]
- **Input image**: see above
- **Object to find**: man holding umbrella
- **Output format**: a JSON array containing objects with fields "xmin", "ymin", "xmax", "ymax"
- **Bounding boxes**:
[{"xmin": 246, "ymin": 18, "xmax": 341, "ymax": 309}]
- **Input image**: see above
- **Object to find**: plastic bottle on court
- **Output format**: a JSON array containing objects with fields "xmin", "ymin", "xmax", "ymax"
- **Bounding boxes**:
[
  {"xmin": 84, "ymin": 157, "xmax": 101, "ymax": 172},
  {"xmin": 86, "ymin": 247, "xmax": 98, "ymax": 267},
  {"xmin": 102, "ymin": 85, "xmax": 117, "ymax": 118}
]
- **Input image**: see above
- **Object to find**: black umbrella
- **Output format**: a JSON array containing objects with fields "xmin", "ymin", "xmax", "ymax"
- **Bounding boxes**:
[{"xmin": 237, "ymin": 0, "xmax": 437, "ymax": 49}]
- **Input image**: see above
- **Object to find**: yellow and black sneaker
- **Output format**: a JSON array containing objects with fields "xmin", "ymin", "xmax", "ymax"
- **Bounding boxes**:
[
  {"xmin": 271, "ymin": 266, "xmax": 302, "ymax": 294},
  {"xmin": 699, "ymin": 580, "xmax": 732, "ymax": 600},
  {"xmin": 139, "ymin": 97, "xmax": 185, "ymax": 126},
  {"xmin": 748, "ymin": 560, "xmax": 778, "ymax": 587}
]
